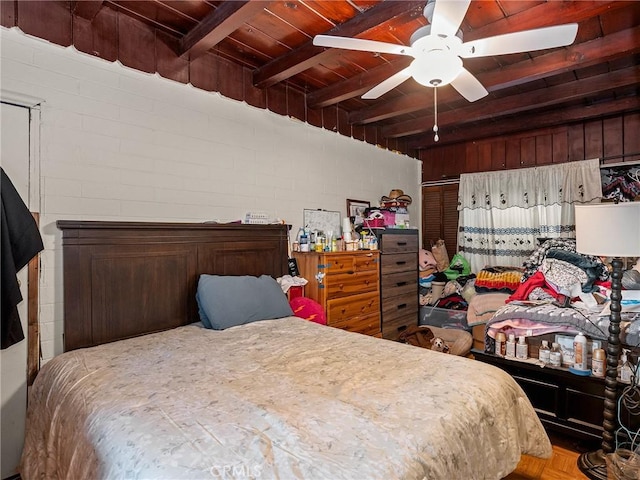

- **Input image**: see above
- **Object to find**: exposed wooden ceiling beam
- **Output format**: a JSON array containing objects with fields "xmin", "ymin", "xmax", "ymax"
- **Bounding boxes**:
[
  {"xmin": 383, "ymin": 65, "xmax": 639, "ymax": 138},
  {"xmin": 252, "ymin": 1, "xmax": 424, "ymax": 89},
  {"xmin": 72, "ymin": 1, "xmax": 103, "ymax": 21},
  {"xmin": 348, "ymin": 26, "xmax": 640, "ymax": 125},
  {"xmin": 463, "ymin": 1, "xmax": 633, "ymax": 41},
  {"xmin": 408, "ymin": 95, "xmax": 640, "ymax": 150},
  {"xmin": 307, "ymin": 57, "xmax": 411, "ymax": 108},
  {"xmin": 179, "ymin": 0, "xmax": 267, "ymax": 60}
]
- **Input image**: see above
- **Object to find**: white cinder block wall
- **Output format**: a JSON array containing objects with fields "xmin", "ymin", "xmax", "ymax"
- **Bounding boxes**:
[{"xmin": 1, "ymin": 27, "xmax": 422, "ymax": 362}]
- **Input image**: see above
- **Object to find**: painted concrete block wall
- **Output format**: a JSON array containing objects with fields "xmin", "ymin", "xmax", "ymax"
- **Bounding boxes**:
[{"xmin": 1, "ymin": 27, "xmax": 421, "ymax": 362}]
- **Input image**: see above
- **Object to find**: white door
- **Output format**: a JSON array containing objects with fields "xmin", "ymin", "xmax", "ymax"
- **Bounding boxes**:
[{"xmin": 0, "ymin": 101, "xmax": 32, "ymax": 479}]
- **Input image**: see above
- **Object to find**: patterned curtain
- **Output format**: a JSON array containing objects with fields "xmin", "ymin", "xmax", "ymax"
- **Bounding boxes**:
[{"xmin": 458, "ymin": 158, "xmax": 603, "ymax": 273}]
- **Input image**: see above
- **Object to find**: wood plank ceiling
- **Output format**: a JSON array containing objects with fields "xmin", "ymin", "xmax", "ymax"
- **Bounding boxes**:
[{"xmin": 2, "ymin": 0, "xmax": 639, "ymax": 159}]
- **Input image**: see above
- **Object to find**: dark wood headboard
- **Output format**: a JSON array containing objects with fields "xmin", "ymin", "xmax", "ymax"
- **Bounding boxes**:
[{"xmin": 57, "ymin": 221, "xmax": 289, "ymax": 351}]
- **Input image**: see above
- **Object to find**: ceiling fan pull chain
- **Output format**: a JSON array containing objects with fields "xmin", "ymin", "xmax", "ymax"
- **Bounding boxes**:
[{"xmin": 433, "ymin": 86, "xmax": 439, "ymax": 142}]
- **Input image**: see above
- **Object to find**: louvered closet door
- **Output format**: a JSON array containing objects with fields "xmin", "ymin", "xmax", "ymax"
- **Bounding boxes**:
[{"xmin": 422, "ymin": 183, "xmax": 459, "ymax": 253}]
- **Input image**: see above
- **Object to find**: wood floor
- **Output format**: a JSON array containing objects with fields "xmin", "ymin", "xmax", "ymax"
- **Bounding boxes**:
[{"xmin": 505, "ymin": 433, "xmax": 593, "ymax": 480}]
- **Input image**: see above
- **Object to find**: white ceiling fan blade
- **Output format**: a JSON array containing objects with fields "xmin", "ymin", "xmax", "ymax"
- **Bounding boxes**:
[
  {"xmin": 362, "ymin": 67, "xmax": 413, "ymax": 99},
  {"xmin": 430, "ymin": 0, "xmax": 471, "ymax": 36},
  {"xmin": 313, "ymin": 35, "xmax": 412, "ymax": 56},
  {"xmin": 459, "ymin": 24, "xmax": 578, "ymax": 58},
  {"xmin": 449, "ymin": 68, "xmax": 488, "ymax": 102}
]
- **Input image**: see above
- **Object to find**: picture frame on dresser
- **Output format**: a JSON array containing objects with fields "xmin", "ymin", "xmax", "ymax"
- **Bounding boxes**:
[{"xmin": 346, "ymin": 199, "xmax": 370, "ymax": 225}]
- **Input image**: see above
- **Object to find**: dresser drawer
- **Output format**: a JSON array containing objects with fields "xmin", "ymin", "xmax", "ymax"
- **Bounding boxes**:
[
  {"xmin": 322, "ymin": 252, "xmax": 378, "ymax": 275},
  {"xmin": 324, "ymin": 270, "xmax": 378, "ymax": 298},
  {"xmin": 381, "ymin": 253, "xmax": 416, "ymax": 275},
  {"xmin": 352, "ymin": 252, "xmax": 379, "ymax": 272},
  {"xmin": 381, "ymin": 271, "xmax": 417, "ymax": 298},
  {"xmin": 330, "ymin": 312, "xmax": 381, "ymax": 336},
  {"xmin": 383, "ymin": 314, "xmax": 418, "ymax": 341},
  {"xmin": 378, "ymin": 232, "xmax": 418, "ymax": 253},
  {"xmin": 381, "ymin": 296, "xmax": 419, "ymax": 323},
  {"xmin": 327, "ymin": 291, "xmax": 380, "ymax": 324}
]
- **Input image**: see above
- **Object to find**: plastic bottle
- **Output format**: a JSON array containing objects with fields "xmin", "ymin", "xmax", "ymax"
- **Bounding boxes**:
[
  {"xmin": 573, "ymin": 332, "xmax": 588, "ymax": 371},
  {"xmin": 619, "ymin": 349, "xmax": 632, "ymax": 384},
  {"xmin": 516, "ymin": 336, "xmax": 528, "ymax": 360},
  {"xmin": 592, "ymin": 348, "xmax": 606, "ymax": 378},
  {"xmin": 539, "ymin": 340, "xmax": 551, "ymax": 365},
  {"xmin": 506, "ymin": 334, "xmax": 516, "ymax": 359},
  {"xmin": 550, "ymin": 342, "xmax": 562, "ymax": 367},
  {"xmin": 495, "ymin": 332, "xmax": 506, "ymax": 357},
  {"xmin": 299, "ymin": 233, "xmax": 309, "ymax": 252}
]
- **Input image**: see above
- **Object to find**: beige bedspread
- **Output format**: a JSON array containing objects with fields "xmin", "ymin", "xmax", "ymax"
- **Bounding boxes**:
[{"xmin": 21, "ymin": 317, "xmax": 551, "ymax": 480}]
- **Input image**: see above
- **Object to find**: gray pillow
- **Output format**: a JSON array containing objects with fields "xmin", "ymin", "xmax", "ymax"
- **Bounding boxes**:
[{"xmin": 196, "ymin": 274, "xmax": 293, "ymax": 330}]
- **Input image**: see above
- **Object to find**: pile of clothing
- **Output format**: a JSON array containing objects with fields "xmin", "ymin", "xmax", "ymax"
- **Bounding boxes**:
[{"xmin": 509, "ymin": 238, "xmax": 610, "ymax": 303}]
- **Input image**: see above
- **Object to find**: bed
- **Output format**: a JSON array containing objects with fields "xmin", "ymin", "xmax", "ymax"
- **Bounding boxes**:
[{"xmin": 20, "ymin": 221, "xmax": 552, "ymax": 480}]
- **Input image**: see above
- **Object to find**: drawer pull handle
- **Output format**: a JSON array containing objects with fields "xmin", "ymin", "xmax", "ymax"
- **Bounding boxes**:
[
  {"xmin": 397, "ymin": 303, "xmax": 407, "ymax": 310},
  {"xmin": 397, "ymin": 325, "xmax": 407, "ymax": 332},
  {"xmin": 397, "ymin": 242, "xmax": 407, "ymax": 246},
  {"xmin": 396, "ymin": 281, "xmax": 408, "ymax": 287},
  {"xmin": 396, "ymin": 261, "xmax": 407, "ymax": 266}
]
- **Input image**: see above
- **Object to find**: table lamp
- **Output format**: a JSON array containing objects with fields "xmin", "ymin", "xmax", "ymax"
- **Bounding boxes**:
[{"xmin": 574, "ymin": 201, "xmax": 640, "ymax": 480}]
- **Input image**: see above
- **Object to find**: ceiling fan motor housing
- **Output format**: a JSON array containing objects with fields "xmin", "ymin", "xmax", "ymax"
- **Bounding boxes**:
[{"xmin": 409, "ymin": 26, "xmax": 464, "ymax": 86}]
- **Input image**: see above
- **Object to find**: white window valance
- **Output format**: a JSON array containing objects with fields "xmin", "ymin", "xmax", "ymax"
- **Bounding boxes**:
[{"xmin": 458, "ymin": 158, "xmax": 603, "ymax": 211}]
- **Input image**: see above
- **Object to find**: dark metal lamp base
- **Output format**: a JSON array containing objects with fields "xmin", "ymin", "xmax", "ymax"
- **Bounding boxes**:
[{"xmin": 577, "ymin": 449, "xmax": 609, "ymax": 480}]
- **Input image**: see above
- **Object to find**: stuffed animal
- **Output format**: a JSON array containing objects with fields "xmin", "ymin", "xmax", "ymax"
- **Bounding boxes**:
[
  {"xmin": 430, "ymin": 337, "xmax": 450, "ymax": 354},
  {"xmin": 419, "ymin": 248, "xmax": 437, "ymax": 272}
]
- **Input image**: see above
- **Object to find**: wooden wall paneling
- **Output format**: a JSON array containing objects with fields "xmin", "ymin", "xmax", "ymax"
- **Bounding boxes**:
[
  {"xmin": 217, "ymin": 56, "xmax": 245, "ymax": 102},
  {"xmin": 322, "ymin": 105, "xmax": 338, "ymax": 133},
  {"xmin": 623, "ymin": 112, "xmax": 640, "ymax": 163},
  {"xmin": 306, "ymin": 104, "xmax": 322, "ymax": 128},
  {"xmin": 536, "ymin": 133, "xmax": 553, "ymax": 165},
  {"xmin": 520, "ymin": 137, "xmax": 536, "ymax": 166},
  {"xmin": 337, "ymin": 107, "xmax": 350, "ymax": 138},
  {"xmin": 584, "ymin": 119, "xmax": 604, "ymax": 159},
  {"xmin": 552, "ymin": 129, "xmax": 568, "ymax": 163},
  {"xmin": 18, "ymin": 1, "xmax": 72, "ymax": 47},
  {"xmin": 155, "ymin": 30, "xmax": 189, "ymax": 85},
  {"xmin": 73, "ymin": 7, "xmax": 118, "ymax": 62},
  {"xmin": 352, "ymin": 123, "xmax": 365, "ymax": 142},
  {"xmin": 190, "ymin": 52, "xmax": 219, "ymax": 93},
  {"xmin": 0, "ymin": 0, "xmax": 17, "ymax": 27},
  {"xmin": 243, "ymin": 67, "xmax": 266, "ymax": 110},
  {"xmin": 287, "ymin": 87, "xmax": 306, "ymax": 124},
  {"xmin": 118, "ymin": 14, "xmax": 155, "ymax": 74},
  {"xmin": 505, "ymin": 138, "xmax": 521, "ymax": 169},
  {"xmin": 602, "ymin": 116, "xmax": 623, "ymax": 161},
  {"xmin": 477, "ymin": 141, "xmax": 492, "ymax": 172},
  {"xmin": 266, "ymin": 83, "xmax": 288, "ymax": 116},
  {"xmin": 491, "ymin": 140, "xmax": 506, "ymax": 170},
  {"xmin": 567, "ymin": 123, "xmax": 585, "ymax": 161},
  {"xmin": 465, "ymin": 142, "xmax": 479, "ymax": 173},
  {"xmin": 421, "ymin": 147, "xmax": 443, "ymax": 182},
  {"xmin": 364, "ymin": 125, "xmax": 378, "ymax": 147},
  {"xmin": 445, "ymin": 143, "xmax": 461, "ymax": 177}
]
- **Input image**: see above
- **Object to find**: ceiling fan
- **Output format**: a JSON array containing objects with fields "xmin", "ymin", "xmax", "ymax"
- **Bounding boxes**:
[{"xmin": 313, "ymin": 0, "xmax": 578, "ymax": 104}]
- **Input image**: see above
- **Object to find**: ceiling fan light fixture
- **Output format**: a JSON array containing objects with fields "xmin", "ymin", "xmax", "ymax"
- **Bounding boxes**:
[{"xmin": 410, "ymin": 51, "xmax": 462, "ymax": 87}]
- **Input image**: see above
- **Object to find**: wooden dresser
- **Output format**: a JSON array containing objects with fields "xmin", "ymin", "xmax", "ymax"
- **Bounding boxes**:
[
  {"xmin": 293, "ymin": 251, "xmax": 381, "ymax": 337},
  {"xmin": 376, "ymin": 229, "xmax": 419, "ymax": 341}
]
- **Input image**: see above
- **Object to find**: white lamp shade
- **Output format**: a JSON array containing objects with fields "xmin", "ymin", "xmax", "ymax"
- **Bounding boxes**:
[{"xmin": 574, "ymin": 202, "xmax": 640, "ymax": 257}]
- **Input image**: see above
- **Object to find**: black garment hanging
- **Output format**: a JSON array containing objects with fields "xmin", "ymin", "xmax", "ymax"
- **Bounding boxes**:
[{"xmin": 1, "ymin": 167, "xmax": 44, "ymax": 349}]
